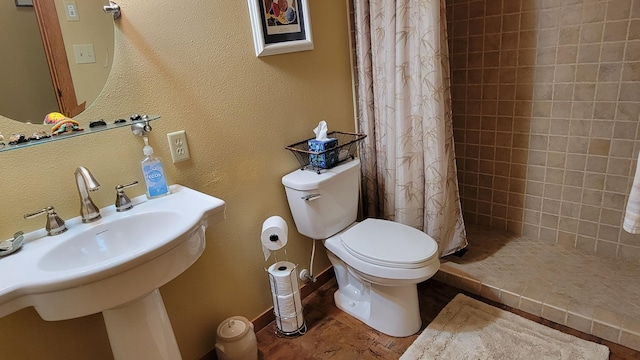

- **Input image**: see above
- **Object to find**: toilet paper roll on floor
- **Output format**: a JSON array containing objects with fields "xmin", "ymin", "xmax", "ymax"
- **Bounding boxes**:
[{"xmin": 261, "ymin": 216, "xmax": 288, "ymax": 261}]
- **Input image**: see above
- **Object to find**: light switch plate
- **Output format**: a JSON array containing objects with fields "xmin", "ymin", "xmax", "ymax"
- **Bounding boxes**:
[
  {"xmin": 73, "ymin": 44, "xmax": 95, "ymax": 64},
  {"xmin": 64, "ymin": 1, "xmax": 79, "ymax": 21}
]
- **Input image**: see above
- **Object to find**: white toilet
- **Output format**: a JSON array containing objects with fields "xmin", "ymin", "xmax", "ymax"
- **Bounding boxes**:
[{"xmin": 282, "ymin": 158, "xmax": 439, "ymax": 337}]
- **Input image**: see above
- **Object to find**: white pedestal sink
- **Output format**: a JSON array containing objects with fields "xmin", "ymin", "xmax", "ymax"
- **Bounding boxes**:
[{"xmin": 0, "ymin": 185, "xmax": 225, "ymax": 360}]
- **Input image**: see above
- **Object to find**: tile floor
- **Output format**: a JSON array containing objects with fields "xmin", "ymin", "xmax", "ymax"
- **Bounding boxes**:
[
  {"xmin": 436, "ymin": 225, "xmax": 640, "ymax": 352},
  {"xmin": 255, "ymin": 277, "xmax": 639, "ymax": 359}
]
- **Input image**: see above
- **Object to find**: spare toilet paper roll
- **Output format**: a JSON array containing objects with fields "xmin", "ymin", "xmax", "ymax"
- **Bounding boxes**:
[
  {"xmin": 271, "ymin": 292, "xmax": 303, "ymax": 317},
  {"xmin": 261, "ymin": 216, "xmax": 288, "ymax": 261},
  {"xmin": 268, "ymin": 261, "xmax": 300, "ymax": 295},
  {"xmin": 267, "ymin": 261, "xmax": 305, "ymax": 333},
  {"xmin": 276, "ymin": 309, "xmax": 305, "ymax": 333}
]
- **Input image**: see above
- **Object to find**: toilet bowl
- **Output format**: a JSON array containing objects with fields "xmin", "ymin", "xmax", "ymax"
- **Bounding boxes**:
[
  {"xmin": 324, "ymin": 219, "xmax": 439, "ymax": 337},
  {"xmin": 282, "ymin": 158, "xmax": 440, "ymax": 337}
]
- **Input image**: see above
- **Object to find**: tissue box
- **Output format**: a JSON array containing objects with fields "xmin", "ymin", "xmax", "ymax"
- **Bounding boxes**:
[{"xmin": 308, "ymin": 138, "xmax": 339, "ymax": 169}]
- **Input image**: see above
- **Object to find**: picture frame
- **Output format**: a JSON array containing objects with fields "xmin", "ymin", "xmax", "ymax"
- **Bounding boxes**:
[
  {"xmin": 247, "ymin": 0, "xmax": 313, "ymax": 57},
  {"xmin": 15, "ymin": 0, "xmax": 33, "ymax": 6}
]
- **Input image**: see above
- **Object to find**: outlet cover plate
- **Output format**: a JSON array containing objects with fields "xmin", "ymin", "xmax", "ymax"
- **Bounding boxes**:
[{"xmin": 167, "ymin": 130, "xmax": 190, "ymax": 163}]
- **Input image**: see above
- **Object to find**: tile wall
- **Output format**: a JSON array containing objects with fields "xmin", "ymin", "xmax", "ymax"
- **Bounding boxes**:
[{"xmin": 446, "ymin": 0, "xmax": 640, "ymax": 261}]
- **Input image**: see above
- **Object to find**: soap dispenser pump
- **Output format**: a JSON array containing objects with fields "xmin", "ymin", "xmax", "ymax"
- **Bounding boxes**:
[{"xmin": 141, "ymin": 137, "xmax": 170, "ymax": 199}]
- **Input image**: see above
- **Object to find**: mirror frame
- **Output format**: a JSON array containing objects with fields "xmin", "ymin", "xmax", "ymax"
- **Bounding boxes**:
[{"xmin": 33, "ymin": 0, "xmax": 86, "ymax": 118}]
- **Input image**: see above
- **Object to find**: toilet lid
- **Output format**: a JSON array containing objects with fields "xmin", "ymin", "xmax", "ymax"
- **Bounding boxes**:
[{"xmin": 341, "ymin": 219, "xmax": 438, "ymax": 269}]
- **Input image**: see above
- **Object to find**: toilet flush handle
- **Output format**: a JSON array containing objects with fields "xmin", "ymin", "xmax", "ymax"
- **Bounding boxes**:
[{"xmin": 302, "ymin": 194, "xmax": 322, "ymax": 202}]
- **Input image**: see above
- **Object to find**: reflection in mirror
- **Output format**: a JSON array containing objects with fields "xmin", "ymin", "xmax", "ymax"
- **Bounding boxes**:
[{"xmin": 0, "ymin": 0, "xmax": 114, "ymax": 124}]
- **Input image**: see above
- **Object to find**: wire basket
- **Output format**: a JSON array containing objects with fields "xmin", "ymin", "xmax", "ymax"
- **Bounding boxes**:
[{"xmin": 285, "ymin": 131, "xmax": 366, "ymax": 173}]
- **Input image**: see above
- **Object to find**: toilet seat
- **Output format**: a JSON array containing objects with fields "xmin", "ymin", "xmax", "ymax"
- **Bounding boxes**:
[{"xmin": 340, "ymin": 219, "xmax": 438, "ymax": 269}]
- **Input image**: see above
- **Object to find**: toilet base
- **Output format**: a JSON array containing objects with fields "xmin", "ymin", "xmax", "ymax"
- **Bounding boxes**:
[
  {"xmin": 333, "ymin": 282, "xmax": 422, "ymax": 337},
  {"xmin": 328, "ymin": 255, "xmax": 423, "ymax": 338}
]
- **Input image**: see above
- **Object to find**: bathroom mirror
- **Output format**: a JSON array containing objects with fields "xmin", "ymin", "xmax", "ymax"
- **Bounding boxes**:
[{"xmin": 0, "ymin": 0, "xmax": 114, "ymax": 124}]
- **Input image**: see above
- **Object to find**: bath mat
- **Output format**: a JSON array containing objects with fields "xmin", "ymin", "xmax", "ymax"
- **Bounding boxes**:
[{"xmin": 400, "ymin": 294, "xmax": 609, "ymax": 360}]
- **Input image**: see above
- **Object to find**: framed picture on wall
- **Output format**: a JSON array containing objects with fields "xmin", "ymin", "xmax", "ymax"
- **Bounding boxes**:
[
  {"xmin": 247, "ymin": 0, "xmax": 313, "ymax": 57},
  {"xmin": 15, "ymin": 0, "xmax": 34, "ymax": 6}
]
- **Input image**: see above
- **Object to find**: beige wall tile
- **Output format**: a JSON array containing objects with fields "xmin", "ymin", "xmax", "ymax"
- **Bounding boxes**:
[
  {"xmin": 571, "ymin": 101, "xmax": 595, "ymax": 119},
  {"xmin": 603, "ymin": 21, "xmax": 630, "ymax": 42},
  {"xmin": 593, "ymin": 101, "xmax": 616, "ymax": 119},
  {"xmin": 601, "ymin": 42, "xmax": 626, "ymax": 62},
  {"xmin": 604, "ymin": 175, "xmax": 630, "ymax": 193},
  {"xmin": 577, "ymin": 44, "xmax": 601, "ymax": 63},
  {"xmin": 616, "ymin": 102, "xmax": 640, "ymax": 121},
  {"xmin": 582, "ymin": 189, "xmax": 604, "ymax": 206},
  {"xmin": 582, "ymin": 2, "xmax": 606, "ymax": 23},
  {"xmin": 598, "ymin": 63, "xmax": 622, "ymax": 82},
  {"xmin": 590, "ymin": 121, "xmax": 614, "ymax": 137},
  {"xmin": 550, "ymin": 119, "xmax": 571, "ymax": 134},
  {"xmin": 575, "ymin": 64, "xmax": 599, "ymax": 82},
  {"xmin": 555, "ymin": 65, "xmax": 577, "ymax": 82},
  {"xmin": 561, "ymin": 4, "xmax": 584, "ymax": 26},
  {"xmin": 519, "ymin": 30, "xmax": 538, "ymax": 48},
  {"xmin": 559, "ymin": 26, "xmax": 581, "ymax": 45},
  {"xmin": 613, "ymin": 121, "xmax": 639, "ymax": 140},
  {"xmin": 619, "ymin": 83, "xmax": 640, "ymax": 101},
  {"xmin": 588, "ymin": 138, "xmax": 611, "ymax": 156},
  {"xmin": 606, "ymin": 0, "xmax": 632, "ymax": 21},
  {"xmin": 574, "ymin": 83, "xmax": 596, "ymax": 101},
  {"xmin": 607, "ymin": 158, "xmax": 631, "ymax": 176},
  {"xmin": 586, "ymin": 155, "xmax": 608, "ymax": 172},
  {"xmin": 622, "ymin": 63, "xmax": 640, "ymax": 82},
  {"xmin": 629, "ymin": 20, "xmax": 640, "ymax": 40},
  {"xmin": 584, "ymin": 174, "xmax": 605, "ymax": 191},
  {"xmin": 610, "ymin": 139, "xmax": 635, "ymax": 158},
  {"xmin": 503, "ymin": 0, "xmax": 521, "ymax": 14},
  {"xmin": 566, "ymin": 153, "xmax": 587, "ymax": 170},
  {"xmin": 581, "ymin": 205, "xmax": 601, "ymax": 222},
  {"xmin": 581, "ymin": 23, "xmax": 604, "ymax": 43},
  {"xmin": 595, "ymin": 83, "xmax": 620, "ymax": 101}
]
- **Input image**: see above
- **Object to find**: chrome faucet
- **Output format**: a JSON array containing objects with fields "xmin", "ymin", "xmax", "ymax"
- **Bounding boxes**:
[{"xmin": 75, "ymin": 166, "xmax": 101, "ymax": 222}]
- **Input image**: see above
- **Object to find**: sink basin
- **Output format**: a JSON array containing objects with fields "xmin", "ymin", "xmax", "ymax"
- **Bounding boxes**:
[
  {"xmin": 0, "ymin": 184, "xmax": 225, "ymax": 360},
  {"xmin": 38, "ymin": 211, "xmax": 185, "ymax": 272}
]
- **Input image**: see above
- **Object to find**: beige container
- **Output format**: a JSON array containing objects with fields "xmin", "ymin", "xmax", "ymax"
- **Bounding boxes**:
[{"xmin": 215, "ymin": 316, "xmax": 258, "ymax": 360}]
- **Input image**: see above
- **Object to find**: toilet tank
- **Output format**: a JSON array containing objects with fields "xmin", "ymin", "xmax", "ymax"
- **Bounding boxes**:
[{"xmin": 282, "ymin": 158, "xmax": 360, "ymax": 239}]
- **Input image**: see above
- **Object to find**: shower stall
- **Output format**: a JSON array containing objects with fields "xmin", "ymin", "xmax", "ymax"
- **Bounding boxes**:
[{"xmin": 436, "ymin": 0, "xmax": 640, "ymax": 351}]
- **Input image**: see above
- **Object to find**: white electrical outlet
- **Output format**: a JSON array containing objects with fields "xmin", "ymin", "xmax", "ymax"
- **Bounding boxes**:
[{"xmin": 167, "ymin": 130, "xmax": 190, "ymax": 163}]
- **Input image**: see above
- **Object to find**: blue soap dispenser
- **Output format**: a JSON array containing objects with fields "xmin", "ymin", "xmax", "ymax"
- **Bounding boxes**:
[{"xmin": 141, "ymin": 137, "xmax": 170, "ymax": 199}]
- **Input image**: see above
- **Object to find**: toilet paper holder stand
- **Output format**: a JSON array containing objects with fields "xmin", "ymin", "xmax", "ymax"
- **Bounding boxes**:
[{"xmin": 266, "ymin": 259, "xmax": 307, "ymax": 338}]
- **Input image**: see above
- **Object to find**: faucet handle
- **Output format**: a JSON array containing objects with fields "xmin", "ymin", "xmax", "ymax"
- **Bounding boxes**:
[
  {"xmin": 115, "ymin": 181, "xmax": 139, "ymax": 212},
  {"xmin": 24, "ymin": 206, "xmax": 68, "ymax": 236}
]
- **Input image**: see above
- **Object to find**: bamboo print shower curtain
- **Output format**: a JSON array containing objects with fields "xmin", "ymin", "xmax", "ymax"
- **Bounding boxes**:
[{"xmin": 354, "ymin": 0, "xmax": 467, "ymax": 256}]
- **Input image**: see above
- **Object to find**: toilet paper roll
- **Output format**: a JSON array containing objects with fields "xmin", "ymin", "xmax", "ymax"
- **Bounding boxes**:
[
  {"xmin": 275, "ymin": 311, "xmax": 305, "ymax": 333},
  {"xmin": 271, "ymin": 292, "xmax": 303, "ymax": 317},
  {"xmin": 267, "ymin": 261, "xmax": 305, "ymax": 334},
  {"xmin": 268, "ymin": 261, "xmax": 300, "ymax": 295},
  {"xmin": 261, "ymin": 216, "xmax": 288, "ymax": 261}
]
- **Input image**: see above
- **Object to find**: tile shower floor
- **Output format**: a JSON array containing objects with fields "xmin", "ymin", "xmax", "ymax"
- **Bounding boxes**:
[{"xmin": 436, "ymin": 225, "xmax": 640, "ymax": 352}]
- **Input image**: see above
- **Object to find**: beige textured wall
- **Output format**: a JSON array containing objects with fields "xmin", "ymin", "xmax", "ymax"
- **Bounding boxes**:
[
  {"xmin": 0, "ymin": 2, "xmax": 58, "ymax": 122},
  {"xmin": 0, "ymin": 1, "xmax": 354, "ymax": 359},
  {"xmin": 447, "ymin": 0, "xmax": 640, "ymax": 261}
]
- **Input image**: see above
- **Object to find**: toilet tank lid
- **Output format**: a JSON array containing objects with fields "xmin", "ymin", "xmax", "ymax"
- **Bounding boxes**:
[{"xmin": 281, "ymin": 158, "xmax": 360, "ymax": 191}]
